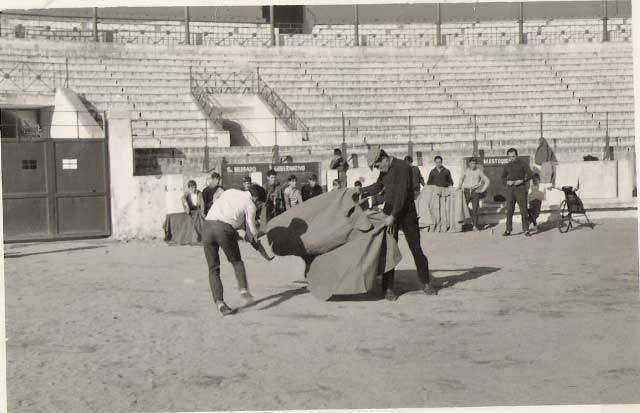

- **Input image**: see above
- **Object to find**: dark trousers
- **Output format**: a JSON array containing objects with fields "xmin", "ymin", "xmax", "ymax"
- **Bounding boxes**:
[
  {"xmin": 383, "ymin": 204, "xmax": 430, "ymax": 292},
  {"xmin": 463, "ymin": 189, "xmax": 481, "ymax": 230},
  {"xmin": 529, "ymin": 199, "xmax": 542, "ymax": 226},
  {"xmin": 201, "ymin": 220, "xmax": 248, "ymax": 303},
  {"xmin": 505, "ymin": 185, "xmax": 529, "ymax": 232}
]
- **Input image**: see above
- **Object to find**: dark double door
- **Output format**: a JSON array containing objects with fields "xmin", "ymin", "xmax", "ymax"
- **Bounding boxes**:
[{"xmin": 2, "ymin": 139, "xmax": 111, "ymax": 242}]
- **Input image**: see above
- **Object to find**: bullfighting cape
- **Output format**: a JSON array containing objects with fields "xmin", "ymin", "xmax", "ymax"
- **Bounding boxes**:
[{"xmin": 260, "ymin": 188, "xmax": 402, "ymax": 300}]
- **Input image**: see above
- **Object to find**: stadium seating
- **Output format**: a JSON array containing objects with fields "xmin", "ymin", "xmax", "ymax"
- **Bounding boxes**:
[{"xmin": 0, "ymin": 32, "xmax": 633, "ymax": 172}]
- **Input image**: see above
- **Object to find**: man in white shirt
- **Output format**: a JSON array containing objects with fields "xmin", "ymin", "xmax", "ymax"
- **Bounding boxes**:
[
  {"xmin": 203, "ymin": 184, "xmax": 267, "ymax": 316},
  {"xmin": 458, "ymin": 158, "xmax": 491, "ymax": 231}
]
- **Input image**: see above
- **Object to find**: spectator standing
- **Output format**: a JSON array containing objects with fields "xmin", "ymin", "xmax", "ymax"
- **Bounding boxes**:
[
  {"xmin": 182, "ymin": 180, "xmax": 205, "ymax": 218},
  {"xmin": 405, "ymin": 155, "xmax": 425, "ymax": 199},
  {"xmin": 283, "ymin": 175, "xmax": 303, "ymax": 210},
  {"xmin": 242, "ymin": 176, "xmax": 252, "ymax": 191},
  {"xmin": 301, "ymin": 174, "xmax": 323, "ymax": 201},
  {"xmin": 501, "ymin": 148, "xmax": 534, "ymax": 237},
  {"xmin": 202, "ymin": 172, "xmax": 224, "ymax": 216},
  {"xmin": 458, "ymin": 158, "xmax": 490, "ymax": 231},
  {"xmin": 528, "ymin": 173, "xmax": 544, "ymax": 232},
  {"xmin": 426, "ymin": 156, "xmax": 454, "ymax": 232},
  {"xmin": 330, "ymin": 148, "xmax": 349, "ymax": 188},
  {"xmin": 265, "ymin": 169, "xmax": 285, "ymax": 222}
]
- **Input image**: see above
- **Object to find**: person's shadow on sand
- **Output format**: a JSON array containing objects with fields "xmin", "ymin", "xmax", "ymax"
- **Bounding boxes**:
[
  {"xmin": 266, "ymin": 218, "xmax": 309, "ymax": 256},
  {"xmin": 238, "ymin": 286, "xmax": 309, "ymax": 312}
]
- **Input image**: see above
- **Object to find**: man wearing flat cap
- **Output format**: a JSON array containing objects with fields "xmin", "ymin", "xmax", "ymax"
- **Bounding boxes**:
[{"xmin": 359, "ymin": 146, "xmax": 437, "ymax": 300}]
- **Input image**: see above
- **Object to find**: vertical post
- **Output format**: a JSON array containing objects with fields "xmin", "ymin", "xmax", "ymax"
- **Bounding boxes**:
[
  {"xmin": 341, "ymin": 112, "xmax": 346, "ymax": 145},
  {"xmin": 92, "ymin": 7, "xmax": 99, "ymax": 42},
  {"xmin": 407, "ymin": 140, "xmax": 414, "ymax": 159},
  {"xmin": 518, "ymin": 2, "xmax": 524, "ymax": 45},
  {"xmin": 473, "ymin": 114, "xmax": 478, "ymax": 157},
  {"xmin": 76, "ymin": 110, "xmax": 80, "ymax": 139},
  {"xmin": 602, "ymin": 0, "xmax": 609, "ymax": 42},
  {"xmin": 604, "ymin": 111, "xmax": 611, "ymax": 160},
  {"xmin": 65, "ymin": 57, "xmax": 69, "ymax": 88},
  {"xmin": 274, "ymin": 116, "xmax": 278, "ymax": 146},
  {"xmin": 14, "ymin": 110, "xmax": 19, "ymax": 140},
  {"xmin": 103, "ymin": 111, "xmax": 107, "ymax": 140},
  {"xmin": 435, "ymin": 3, "xmax": 442, "ymax": 46},
  {"xmin": 204, "ymin": 119, "xmax": 209, "ymax": 172},
  {"xmin": 341, "ymin": 113, "xmax": 347, "ymax": 161},
  {"xmin": 540, "ymin": 112, "xmax": 543, "ymax": 139},
  {"xmin": 354, "ymin": 5, "xmax": 360, "ymax": 47},
  {"xmin": 408, "ymin": 115, "xmax": 412, "ymax": 142},
  {"xmin": 269, "ymin": 5, "xmax": 276, "ymax": 47},
  {"xmin": 184, "ymin": 6, "xmax": 190, "ymax": 45}
]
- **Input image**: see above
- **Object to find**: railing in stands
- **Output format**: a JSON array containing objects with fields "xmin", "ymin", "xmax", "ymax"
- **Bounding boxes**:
[
  {"xmin": 0, "ymin": 58, "xmax": 68, "ymax": 93},
  {"xmin": 255, "ymin": 71, "xmax": 310, "ymax": 141},
  {"xmin": 189, "ymin": 68, "xmax": 310, "ymax": 141}
]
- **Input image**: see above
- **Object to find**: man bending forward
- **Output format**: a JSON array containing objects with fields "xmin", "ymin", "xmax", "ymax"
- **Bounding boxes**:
[{"xmin": 203, "ymin": 184, "xmax": 267, "ymax": 316}]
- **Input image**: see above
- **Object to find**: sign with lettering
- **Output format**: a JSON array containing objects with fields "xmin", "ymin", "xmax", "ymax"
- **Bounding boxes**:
[
  {"xmin": 222, "ymin": 162, "xmax": 320, "ymax": 190},
  {"xmin": 464, "ymin": 156, "xmax": 531, "ymax": 204}
]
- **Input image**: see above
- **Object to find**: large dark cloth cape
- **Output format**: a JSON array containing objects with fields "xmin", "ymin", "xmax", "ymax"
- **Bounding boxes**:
[{"xmin": 260, "ymin": 188, "xmax": 402, "ymax": 300}]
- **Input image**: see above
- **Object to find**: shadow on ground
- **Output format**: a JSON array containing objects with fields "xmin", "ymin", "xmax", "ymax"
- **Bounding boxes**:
[
  {"xmin": 4, "ymin": 245, "xmax": 104, "ymax": 259},
  {"xmin": 239, "ymin": 286, "xmax": 309, "ymax": 312}
]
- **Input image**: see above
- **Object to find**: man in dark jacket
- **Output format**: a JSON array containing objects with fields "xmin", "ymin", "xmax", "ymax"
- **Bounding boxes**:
[
  {"xmin": 501, "ymin": 148, "xmax": 534, "ymax": 237},
  {"xmin": 202, "ymin": 172, "xmax": 224, "ymax": 216},
  {"xmin": 360, "ymin": 146, "xmax": 437, "ymax": 300},
  {"xmin": 330, "ymin": 148, "xmax": 349, "ymax": 188},
  {"xmin": 405, "ymin": 155, "xmax": 425, "ymax": 199},
  {"xmin": 265, "ymin": 169, "xmax": 285, "ymax": 222},
  {"xmin": 301, "ymin": 174, "xmax": 323, "ymax": 201}
]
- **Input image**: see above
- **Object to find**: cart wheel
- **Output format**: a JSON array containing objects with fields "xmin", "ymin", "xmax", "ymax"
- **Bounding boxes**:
[{"xmin": 558, "ymin": 201, "xmax": 571, "ymax": 233}]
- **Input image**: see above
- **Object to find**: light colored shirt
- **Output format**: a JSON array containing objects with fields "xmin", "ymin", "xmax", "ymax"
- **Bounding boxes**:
[
  {"xmin": 189, "ymin": 192, "xmax": 198, "ymax": 206},
  {"xmin": 283, "ymin": 186, "xmax": 303, "ymax": 209},
  {"xmin": 460, "ymin": 168, "xmax": 490, "ymax": 192},
  {"xmin": 205, "ymin": 189, "xmax": 258, "ymax": 238}
]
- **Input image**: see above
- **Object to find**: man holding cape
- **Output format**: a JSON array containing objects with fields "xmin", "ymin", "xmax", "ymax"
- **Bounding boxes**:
[{"xmin": 360, "ymin": 146, "xmax": 438, "ymax": 300}]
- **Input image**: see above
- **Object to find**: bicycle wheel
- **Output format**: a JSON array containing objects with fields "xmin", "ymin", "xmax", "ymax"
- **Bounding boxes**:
[{"xmin": 558, "ymin": 201, "xmax": 571, "ymax": 233}]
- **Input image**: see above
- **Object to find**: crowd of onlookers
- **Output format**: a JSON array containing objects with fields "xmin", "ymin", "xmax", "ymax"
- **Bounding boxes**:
[{"xmin": 181, "ymin": 146, "xmax": 544, "ymax": 236}]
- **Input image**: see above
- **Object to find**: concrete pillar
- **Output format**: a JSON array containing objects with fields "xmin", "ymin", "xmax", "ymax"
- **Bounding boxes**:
[
  {"xmin": 92, "ymin": 7, "xmax": 99, "ymax": 42},
  {"xmin": 184, "ymin": 6, "xmax": 190, "ymax": 45},
  {"xmin": 518, "ymin": 2, "xmax": 524, "ymax": 44},
  {"xmin": 436, "ymin": 3, "xmax": 442, "ymax": 46},
  {"xmin": 107, "ymin": 111, "xmax": 138, "ymax": 239},
  {"xmin": 602, "ymin": 0, "xmax": 609, "ymax": 42},
  {"xmin": 270, "ymin": 5, "xmax": 276, "ymax": 46},
  {"xmin": 354, "ymin": 5, "xmax": 360, "ymax": 47}
]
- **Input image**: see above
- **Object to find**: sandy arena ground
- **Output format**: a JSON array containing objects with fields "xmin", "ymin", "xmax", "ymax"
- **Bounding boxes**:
[{"xmin": 3, "ymin": 218, "xmax": 640, "ymax": 412}]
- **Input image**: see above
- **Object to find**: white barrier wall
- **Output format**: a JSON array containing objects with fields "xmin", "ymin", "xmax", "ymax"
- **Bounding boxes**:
[
  {"xmin": 50, "ymin": 88, "xmax": 104, "ymax": 139},
  {"xmin": 555, "ymin": 159, "xmax": 635, "ymax": 201}
]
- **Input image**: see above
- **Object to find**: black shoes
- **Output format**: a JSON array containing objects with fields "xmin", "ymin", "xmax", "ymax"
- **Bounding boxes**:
[
  {"xmin": 524, "ymin": 231, "xmax": 533, "ymax": 237},
  {"xmin": 502, "ymin": 230, "xmax": 511, "ymax": 236},
  {"xmin": 384, "ymin": 289, "xmax": 398, "ymax": 301},
  {"xmin": 424, "ymin": 284, "xmax": 438, "ymax": 296}
]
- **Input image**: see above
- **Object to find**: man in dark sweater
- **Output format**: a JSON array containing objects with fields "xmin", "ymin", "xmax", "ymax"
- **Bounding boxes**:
[
  {"xmin": 427, "ymin": 156, "xmax": 454, "ymax": 231},
  {"xmin": 405, "ymin": 155, "xmax": 425, "ymax": 199},
  {"xmin": 360, "ymin": 146, "xmax": 437, "ymax": 300},
  {"xmin": 501, "ymin": 148, "xmax": 534, "ymax": 237},
  {"xmin": 301, "ymin": 174, "xmax": 323, "ymax": 201},
  {"xmin": 426, "ymin": 155, "xmax": 454, "ymax": 187},
  {"xmin": 202, "ymin": 172, "xmax": 224, "ymax": 216}
]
